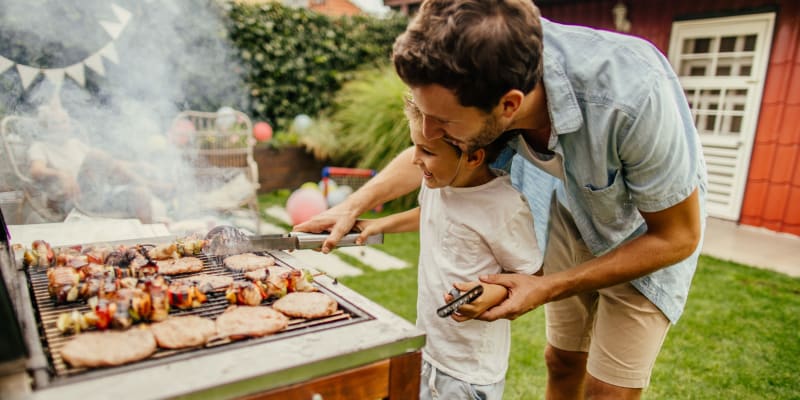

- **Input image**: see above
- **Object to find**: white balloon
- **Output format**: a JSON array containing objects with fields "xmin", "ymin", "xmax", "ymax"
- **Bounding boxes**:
[
  {"xmin": 292, "ymin": 114, "xmax": 313, "ymax": 134},
  {"xmin": 216, "ymin": 106, "xmax": 236, "ymax": 130},
  {"xmin": 319, "ymin": 178, "xmax": 337, "ymax": 194},
  {"xmin": 327, "ymin": 186, "xmax": 352, "ymax": 207}
]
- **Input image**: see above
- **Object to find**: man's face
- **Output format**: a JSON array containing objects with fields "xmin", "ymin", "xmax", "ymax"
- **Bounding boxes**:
[{"xmin": 410, "ymin": 84, "xmax": 507, "ymax": 153}]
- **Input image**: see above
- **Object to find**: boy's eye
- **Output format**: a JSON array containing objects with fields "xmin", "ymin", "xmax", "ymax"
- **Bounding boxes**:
[{"xmin": 421, "ymin": 148, "xmax": 433, "ymax": 155}]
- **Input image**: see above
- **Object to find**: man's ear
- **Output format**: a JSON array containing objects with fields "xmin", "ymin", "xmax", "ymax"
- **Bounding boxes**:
[
  {"xmin": 465, "ymin": 148, "xmax": 487, "ymax": 168},
  {"xmin": 498, "ymin": 89, "xmax": 525, "ymax": 118}
]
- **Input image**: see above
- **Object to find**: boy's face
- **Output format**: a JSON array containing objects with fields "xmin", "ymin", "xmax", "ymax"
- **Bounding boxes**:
[
  {"xmin": 409, "ymin": 124, "xmax": 464, "ymax": 189},
  {"xmin": 410, "ymin": 84, "xmax": 506, "ymax": 153}
]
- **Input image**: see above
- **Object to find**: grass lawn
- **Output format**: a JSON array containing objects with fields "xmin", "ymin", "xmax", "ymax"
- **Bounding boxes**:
[{"xmin": 260, "ymin": 194, "xmax": 800, "ymax": 399}]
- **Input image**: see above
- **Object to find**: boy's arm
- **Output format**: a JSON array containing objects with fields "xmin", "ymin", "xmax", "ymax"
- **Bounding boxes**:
[{"xmin": 354, "ymin": 207, "xmax": 421, "ymax": 244}]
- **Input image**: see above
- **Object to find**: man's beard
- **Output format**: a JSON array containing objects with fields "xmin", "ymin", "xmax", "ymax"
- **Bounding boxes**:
[{"xmin": 466, "ymin": 113, "xmax": 505, "ymax": 153}]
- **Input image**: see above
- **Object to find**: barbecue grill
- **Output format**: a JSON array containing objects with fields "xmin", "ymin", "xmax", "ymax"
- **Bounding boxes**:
[{"xmin": 0, "ymin": 210, "xmax": 424, "ymax": 400}]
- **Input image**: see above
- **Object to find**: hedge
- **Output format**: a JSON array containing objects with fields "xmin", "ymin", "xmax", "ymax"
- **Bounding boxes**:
[{"xmin": 226, "ymin": 2, "xmax": 408, "ymax": 132}]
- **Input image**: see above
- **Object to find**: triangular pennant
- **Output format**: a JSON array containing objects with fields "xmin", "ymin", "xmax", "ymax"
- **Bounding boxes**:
[
  {"xmin": 110, "ymin": 3, "xmax": 132, "ymax": 26},
  {"xmin": 64, "ymin": 63, "xmax": 85, "ymax": 87},
  {"xmin": 99, "ymin": 42, "xmax": 119, "ymax": 64},
  {"xmin": 16, "ymin": 64, "xmax": 40, "ymax": 90},
  {"xmin": 0, "ymin": 55, "xmax": 13, "ymax": 74},
  {"xmin": 84, "ymin": 53, "xmax": 105, "ymax": 76},
  {"xmin": 43, "ymin": 68, "xmax": 65, "ymax": 87},
  {"xmin": 100, "ymin": 20, "xmax": 124, "ymax": 39}
]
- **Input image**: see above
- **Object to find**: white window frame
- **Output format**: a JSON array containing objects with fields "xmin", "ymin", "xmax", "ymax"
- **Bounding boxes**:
[{"xmin": 668, "ymin": 12, "xmax": 775, "ymax": 220}]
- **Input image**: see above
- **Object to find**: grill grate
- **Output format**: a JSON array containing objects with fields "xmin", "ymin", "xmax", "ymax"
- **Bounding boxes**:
[{"xmin": 24, "ymin": 247, "xmax": 372, "ymax": 383}]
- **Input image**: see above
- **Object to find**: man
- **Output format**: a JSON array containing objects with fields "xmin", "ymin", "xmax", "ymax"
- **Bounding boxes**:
[
  {"xmin": 295, "ymin": 1, "xmax": 707, "ymax": 399},
  {"xmin": 28, "ymin": 104, "xmax": 168, "ymax": 223}
]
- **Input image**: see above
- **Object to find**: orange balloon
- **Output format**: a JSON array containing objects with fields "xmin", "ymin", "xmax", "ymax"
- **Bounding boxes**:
[{"xmin": 253, "ymin": 121, "xmax": 273, "ymax": 142}]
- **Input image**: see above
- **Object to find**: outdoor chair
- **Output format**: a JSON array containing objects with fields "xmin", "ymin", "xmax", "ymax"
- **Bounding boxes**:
[{"xmin": 170, "ymin": 109, "xmax": 261, "ymax": 233}]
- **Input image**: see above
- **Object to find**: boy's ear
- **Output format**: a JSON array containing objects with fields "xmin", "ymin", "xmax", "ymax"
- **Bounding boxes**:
[{"xmin": 465, "ymin": 148, "xmax": 486, "ymax": 168}]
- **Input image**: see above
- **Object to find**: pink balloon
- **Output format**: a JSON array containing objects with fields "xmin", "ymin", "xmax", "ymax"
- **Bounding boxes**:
[
  {"xmin": 253, "ymin": 121, "xmax": 273, "ymax": 142},
  {"xmin": 286, "ymin": 188, "xmax": 327, "ymax": 225},
  {"xmin": 169, "ymin": 118, "xmax": 195, "ymax": 145}
]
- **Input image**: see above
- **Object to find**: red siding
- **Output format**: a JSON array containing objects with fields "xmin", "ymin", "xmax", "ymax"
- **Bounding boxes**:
[{"xmin": 539, "ymin": 0, "xmax": 800, "ymax": 236}]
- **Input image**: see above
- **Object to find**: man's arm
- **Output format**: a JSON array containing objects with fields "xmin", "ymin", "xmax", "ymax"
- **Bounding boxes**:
[
  {"xmin": 478, "ymin": 188, "xmax": 702, "ymax": 320},
  {"xmin": 294, "ymin": 146, "xmax": 422, "ymax": 253}
]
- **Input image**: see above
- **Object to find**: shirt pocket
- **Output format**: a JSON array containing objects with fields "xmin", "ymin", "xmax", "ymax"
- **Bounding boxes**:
[
  {"xmin": 579, "ymin": 168, "xmax": 635, "ymax": 226},
  {"xmin": 441, "ymin": 222, "xmax": 483, "ymax": 268}
]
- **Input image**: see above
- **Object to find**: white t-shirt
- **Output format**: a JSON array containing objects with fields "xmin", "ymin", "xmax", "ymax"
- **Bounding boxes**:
[
  {"xmin": 416, "ymin": 171, "xmax": 543, "ymax": 385},
  {"xmin": 27, "ymin": 138, "xmax": 90, "ymax": 178}
]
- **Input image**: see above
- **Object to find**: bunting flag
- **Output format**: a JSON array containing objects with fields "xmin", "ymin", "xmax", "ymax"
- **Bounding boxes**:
[
  {"xmin": 100, "ymin": 43, "xmax": 119, "ymax": 64},
  {"xmin": 0, "ymin": 55, "xmax": 13, "ymax": 74},
  {"xmin": 0, "ymin": 2, "xmax": 131, "ymax": 91},
  {"xmin": 64, "ymin": 63, "xmax": 85, "ymax": 87},
  {"xmin": 84, "ymin": 53, "xmax": 106, "ymax": 77},
  {"xmin": 16, "ymin": 64, "xmax": 40, "ymax": 90}
]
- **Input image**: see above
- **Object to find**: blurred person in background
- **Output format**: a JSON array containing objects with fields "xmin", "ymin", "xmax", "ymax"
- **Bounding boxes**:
[{"xmin": 28, "ymin": 104, "xmax": 169, "ymax": 223}]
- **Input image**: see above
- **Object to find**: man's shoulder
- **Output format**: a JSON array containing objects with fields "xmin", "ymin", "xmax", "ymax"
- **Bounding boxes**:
[{"xmin": 543, "ymin": 19, "xmax": 670, "ymax": 82}]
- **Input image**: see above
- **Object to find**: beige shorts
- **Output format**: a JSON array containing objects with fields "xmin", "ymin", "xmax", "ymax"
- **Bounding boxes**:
[{"xmin": 543, "ymin": 198, "xmax": 670, "ymax": 388}]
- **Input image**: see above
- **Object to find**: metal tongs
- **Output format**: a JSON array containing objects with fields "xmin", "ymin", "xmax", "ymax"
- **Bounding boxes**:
[{"xmin": 202, "ymin": 225, "xmax": 383, "ymax": 256}]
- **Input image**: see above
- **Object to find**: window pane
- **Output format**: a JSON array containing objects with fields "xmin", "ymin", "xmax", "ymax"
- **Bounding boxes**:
[
  {"xmin": 693, "ymin": 38, "xmax": 711, "ymax": 53},
  {"xmin": 729, "ymin": 116, "xmax": 742, "ymax": 133},
  {"xmin": 739, "ymin": 65, "xmax": 752, "ymax": 76},
  {"xmin": 716, "ymin": 66, "xmax": 732, "ymax": 76},
  {"xmin": 683, "ymin": 37, "xmax": 712, "ymax": 54},
  {"xmin": 744, "ymin": 34, "xmax": 757, "ymax": 51},
  {"xmin": 719, "ymin": 36, "xmax": 737, "ymax": 52}
]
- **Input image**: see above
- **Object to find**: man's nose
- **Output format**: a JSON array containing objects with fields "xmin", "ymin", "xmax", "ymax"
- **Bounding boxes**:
[{"xmin": 422, "ymin": 116, "xmax": 443, "ymax": 140}]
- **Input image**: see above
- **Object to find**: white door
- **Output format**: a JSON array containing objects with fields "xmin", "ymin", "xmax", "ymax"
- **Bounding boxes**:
[{"xmin": 668, "ymin": 13, "xmax": 775, "ymax": 220}]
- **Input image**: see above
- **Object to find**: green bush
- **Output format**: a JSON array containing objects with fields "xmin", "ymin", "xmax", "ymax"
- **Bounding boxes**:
[{"xmin": 226, "ymin": 2, "xmax": 408, "ymax": 132}]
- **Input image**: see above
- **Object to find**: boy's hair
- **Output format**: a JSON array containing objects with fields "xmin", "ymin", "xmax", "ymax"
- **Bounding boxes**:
[
  {"xmin": 404, "ymin": 95, "xmax": 515, "ymax": 165},
  {"xmin": 393, "ymin": 0, "xmax": 544, "ymax": 113}
]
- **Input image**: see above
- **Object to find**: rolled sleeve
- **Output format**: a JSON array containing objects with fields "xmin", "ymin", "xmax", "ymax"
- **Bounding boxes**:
[{"xmin": 620, "ymin": 77, "xmax": 700, "ymax": 213}]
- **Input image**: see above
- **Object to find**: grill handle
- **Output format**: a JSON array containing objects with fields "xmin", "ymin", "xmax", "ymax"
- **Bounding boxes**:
[{"xmin": 294, "ymin": 232, "xmax": 383, "ymax": 250}]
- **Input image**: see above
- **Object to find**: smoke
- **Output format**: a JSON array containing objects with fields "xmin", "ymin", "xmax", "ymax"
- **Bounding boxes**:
[{"xmin": 0, "ymin": 0, "xmax": 259, "ymax": 233}]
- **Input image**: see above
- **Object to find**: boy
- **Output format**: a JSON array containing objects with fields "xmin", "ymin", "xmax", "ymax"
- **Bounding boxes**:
[{"xmin": 354, "ymin": 99, "xmax": 542, "ymax": 400}]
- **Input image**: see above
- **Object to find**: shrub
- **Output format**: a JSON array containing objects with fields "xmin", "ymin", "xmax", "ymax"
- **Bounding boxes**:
[
  {"xmin": 300, "ymin": 67, "xmax": 417, "ymax": 210},
  {"xmin": 226, "ymin": 2, "xmax": 408, "ymax": 132}
]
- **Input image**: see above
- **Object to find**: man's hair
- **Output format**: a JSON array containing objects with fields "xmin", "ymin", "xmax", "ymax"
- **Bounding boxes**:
[{"xmin": 393, "ymin": 0, "xmax": 544, "ymax": 113}]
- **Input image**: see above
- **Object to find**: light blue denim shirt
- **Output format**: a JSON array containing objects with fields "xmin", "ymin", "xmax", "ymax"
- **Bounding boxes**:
[{"xmin": 494, "ymin": 19, "xmax": 708, "ymax": 323}]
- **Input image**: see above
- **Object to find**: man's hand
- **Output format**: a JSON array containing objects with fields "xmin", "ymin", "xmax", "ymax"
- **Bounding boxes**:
[
  {"xmin": 476, "ymin": 273, "xmax": 551, "ymax": 321},
  {"xmin": 293, "ymin": 203, "xmax": 360, "ymax": 253}
]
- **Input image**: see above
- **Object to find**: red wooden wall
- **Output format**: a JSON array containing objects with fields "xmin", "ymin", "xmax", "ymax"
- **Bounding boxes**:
[{"xmin": 539, "ymin": 0, "xmax": 800, "ymax": 235}]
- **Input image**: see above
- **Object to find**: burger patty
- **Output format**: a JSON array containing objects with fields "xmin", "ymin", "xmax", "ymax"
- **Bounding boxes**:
[
  {"xmin": 61, "ymin": 329, "xmax": 157, "ymax": 368},
  {"xmin": 151, "ymin": 316, "xmax": 216, "ymax": 349},
  {"xmin": 156, "ymin": 257, "xmax": 204, "ymax": 275},
  {"xmin": 215, "ymin": 306, "xmax": 288, "ymax": 339},
  {"xmin": 272, "ymin": 292, "xmax": 338, "ymax": 319},
  {"xmin": 223, "ymin": 253, "xmax": 275, "ymax": 272},
  {"xmin": 174, "ymin": 274, "xmax": 233, "ymax": 292}
]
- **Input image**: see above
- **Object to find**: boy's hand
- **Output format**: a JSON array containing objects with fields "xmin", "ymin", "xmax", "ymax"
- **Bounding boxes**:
[
  {"xmin": 353, "ymin": 218, "xmax": 385, "ymax": 245},
  {"xmin": 444, "ymin": 281, "xmax": 508, "ymax": 322}
]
